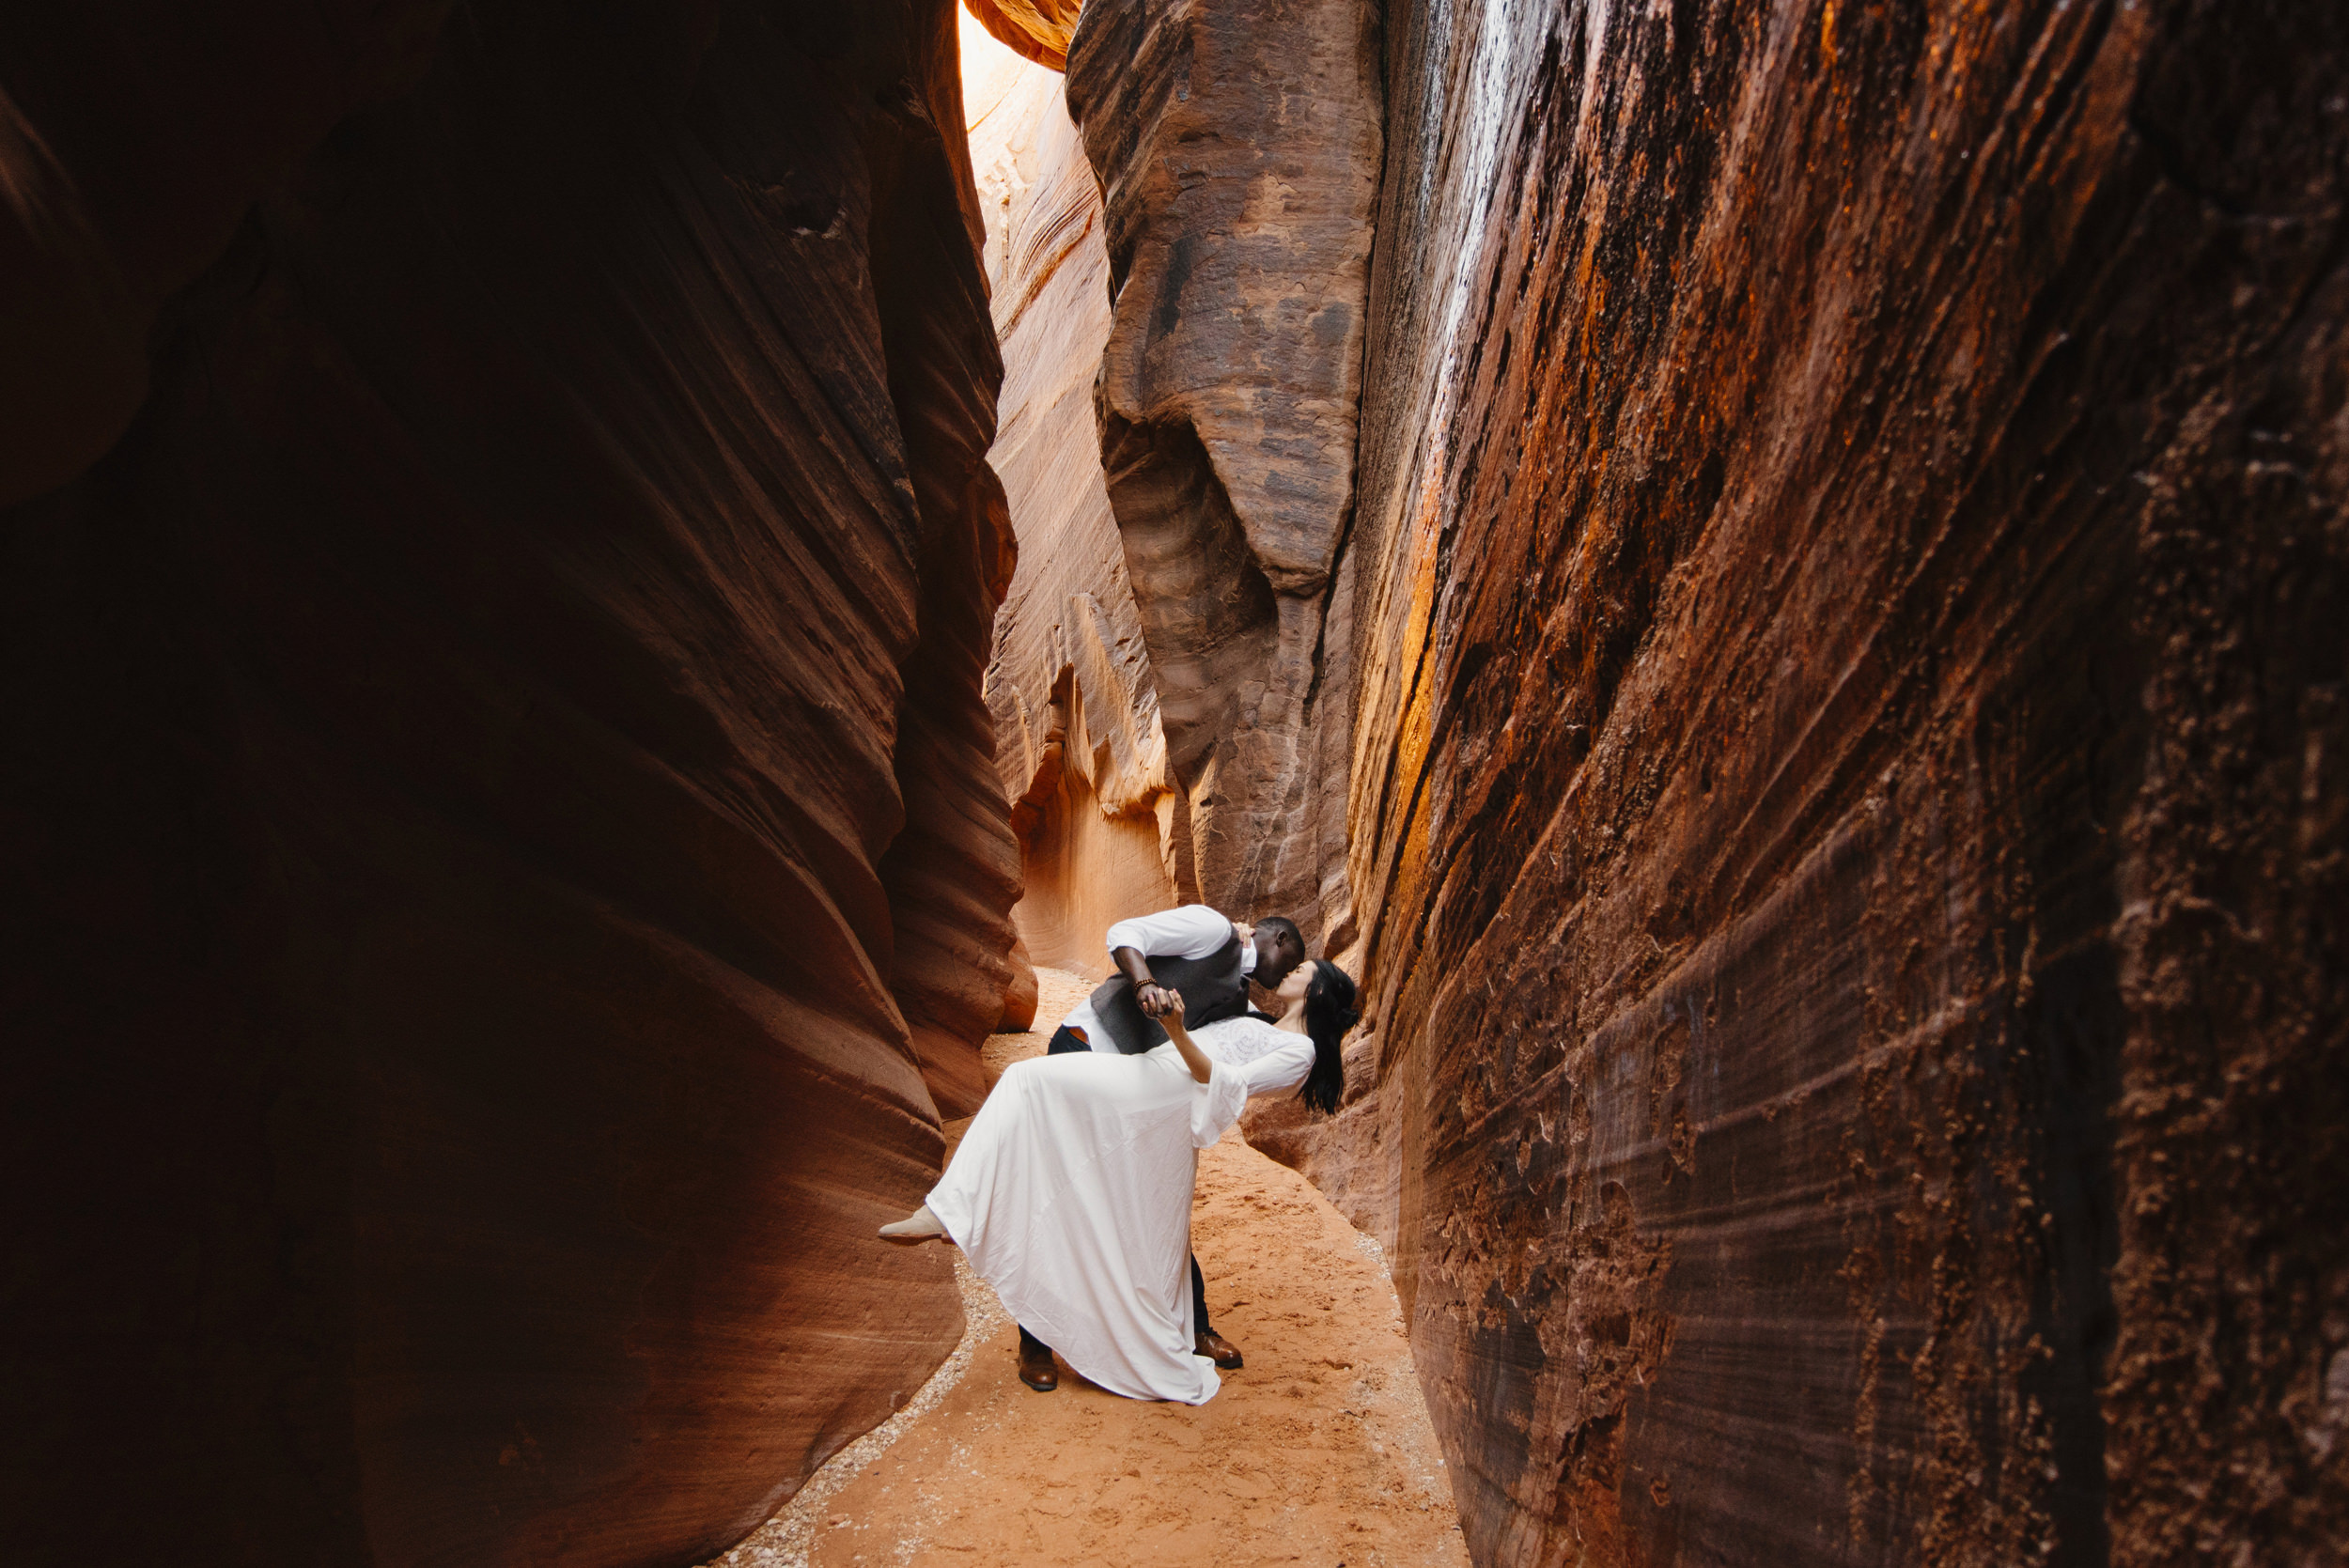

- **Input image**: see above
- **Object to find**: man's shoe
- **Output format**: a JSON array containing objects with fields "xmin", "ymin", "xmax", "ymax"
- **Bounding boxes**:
[
  {"xmin": 1019, "ymin": 1344, "xmax": 1059, "ymax": 1392},
  {"xmin": 1196, "ymin": 1331, "xmax": 1244, "ymax": 1370}
]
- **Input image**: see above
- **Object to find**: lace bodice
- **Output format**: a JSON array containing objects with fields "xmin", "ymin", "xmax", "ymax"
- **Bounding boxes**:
[
  {"xmin": 1190, "ymin": 1014, "xmax": 1315, "ymax": 1097},
  {"xmin": 1190, "ymin": 1013, "xmax": 1290, "ymax": 1063}
]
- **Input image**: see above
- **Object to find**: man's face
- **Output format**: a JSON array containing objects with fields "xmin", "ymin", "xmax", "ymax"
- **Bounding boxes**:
[{"xmin": 1252, "ymin": 926, "xmax": 1305, "ymax": 986}]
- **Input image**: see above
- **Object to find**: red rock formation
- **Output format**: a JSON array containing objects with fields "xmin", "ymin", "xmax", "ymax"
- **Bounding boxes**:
[
  {"xmin": 875, "ymin": 15, "xmax": 1028, "ymax": 1116},
  {"xmin": 1065, "ymin": 0, "xmax": 1381, "ymax": 940},
  {"xmin": 0, "ymin": 2, "xmax": 1018, "ymax": 1561},
  {"xmin": 966, "ymin": 20, "xmax": 1179, "ymax": 972},
  {"xmin": 1315, "ymin": 2, "xmax": 2349, "ymax": 1564},
  {"xmin": 962, "ymin": 0, "xmax": 1084, "ymax": 72},
  {"xmin": 998, "ymin": 932, "xmax": 1042, "ymax": 1031}
]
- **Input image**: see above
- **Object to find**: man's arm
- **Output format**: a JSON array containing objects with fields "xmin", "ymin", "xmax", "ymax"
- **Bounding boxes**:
[
  {"xmin": 1111, "ymin": 943, "xmax": 1174, "ymax": 1016},
  {"xmin": 1105, "ymin": 906, "xmax": 1233, "ymax": 1017}
]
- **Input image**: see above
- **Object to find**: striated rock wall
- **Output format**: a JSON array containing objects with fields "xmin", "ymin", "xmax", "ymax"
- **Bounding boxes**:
[
  {"xmin": 966, "ymin": 16, "xmax": 1177, "ymax": 974},
  {"xmin": 876, "ymin": 13, "xmax": 1028, "ymax": 1117},
  {"xmin": 962, "ymin": 0, "xmax": 1084, "ymax": 72},
  {"xmin": 1065, "ymin": 0, "xmax": 1382, "ymax": 941},
  {"xmin": 1310, "ymin": 2, "xmax": 2349, "ymax": 1565},
  {"xmin": 1, "ymin": 2, "xmax": 1019, "ymax": 1561}
]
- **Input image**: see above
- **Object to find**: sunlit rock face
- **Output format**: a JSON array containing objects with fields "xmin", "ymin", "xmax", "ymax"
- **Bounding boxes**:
[
  {"xmin": 1314, "ymin": 3, "xmax": 2349, "ymax": 1566},
  {"xmin": 962, "ymin": 0, "xmax": 1084, "ymax": 71},
  {"xmin": 967, "ymin": 17, "xmax": 1178, "ymax": 972},
  {"xmin": 0, "ymin": 2, "xmax": 1016, "ymax": 1560},
  {"xmin": 1065, "ymin": 0, "xmax": 1382, "ymax": 941}
]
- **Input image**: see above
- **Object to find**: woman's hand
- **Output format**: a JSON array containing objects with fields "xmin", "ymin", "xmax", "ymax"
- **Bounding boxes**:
[{"xmin": 1162, "ymin": 992, "xmax": 1213, "ymax": 1084}]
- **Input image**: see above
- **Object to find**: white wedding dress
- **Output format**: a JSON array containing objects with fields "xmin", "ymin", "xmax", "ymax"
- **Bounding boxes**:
[{"xmin": 923, "ymin": 1015, "xmax": 1313, "ymax": 1404}]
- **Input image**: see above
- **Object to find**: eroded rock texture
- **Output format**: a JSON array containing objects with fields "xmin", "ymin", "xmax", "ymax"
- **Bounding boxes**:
[
  {"xmin": 1065, "ymin": 0, "xmax": 1381, "ymax": 939},
  {"xmin": 1, "ymin": 2, "xmax": 1018, "ymax": 1561},
  {"xmin": 967, "ymin": 18, "xmax": 1176, "ymax": 972},
  {"xmin": 1313, "ymin": 2, "xmax": 2349, "ymax": 1565},
  {"xmin": 962, "ymin": 0, "xmax": 1084, "ymax": 72},
  {"xmin": 875, "ymin": 14, "xmax": 1027, "ymax": 1114}
]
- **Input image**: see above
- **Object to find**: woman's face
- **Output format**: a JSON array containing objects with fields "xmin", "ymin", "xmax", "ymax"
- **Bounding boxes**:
[{"xmin": 1274, "ymin": 964, "xmax": 1314, "ymax": 1007}]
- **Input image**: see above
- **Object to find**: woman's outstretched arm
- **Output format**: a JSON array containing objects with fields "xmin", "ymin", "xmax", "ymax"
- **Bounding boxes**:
[{"xmin": 1160, "ymin": 993, "xmax": 1215, "ymax": 1083}]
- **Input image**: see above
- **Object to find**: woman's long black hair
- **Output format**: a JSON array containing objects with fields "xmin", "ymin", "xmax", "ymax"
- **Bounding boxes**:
[{"xmin": 1299, "ymin": 959, "xmax": 1359, "ymax": 1115}]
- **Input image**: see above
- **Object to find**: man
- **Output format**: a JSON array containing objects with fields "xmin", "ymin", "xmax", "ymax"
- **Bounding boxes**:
[{"xmin": 1016, "ymin": 904, "xmax": 1307, "ymax": 1392}]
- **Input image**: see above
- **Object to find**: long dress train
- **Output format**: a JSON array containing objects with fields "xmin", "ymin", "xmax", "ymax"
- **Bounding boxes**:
[{"xmin": 923, "ymin": 1043, "xmax": 1247, "ymax": 1404}]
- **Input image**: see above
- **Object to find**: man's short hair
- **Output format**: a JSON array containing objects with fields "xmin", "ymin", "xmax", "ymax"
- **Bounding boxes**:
[{"xmin": 1257, "ymin": 915, "xmax": 1304, "ymax": 955}]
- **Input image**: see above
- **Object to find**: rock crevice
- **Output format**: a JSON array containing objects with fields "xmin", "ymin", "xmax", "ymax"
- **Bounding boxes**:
[{"xmin": 966, "ymin": 16, "xmax": 1180, "ymax": 970}]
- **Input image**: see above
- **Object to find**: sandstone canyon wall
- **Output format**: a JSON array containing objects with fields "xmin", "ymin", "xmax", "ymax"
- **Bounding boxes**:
[
  {"xmin": 1045, "ymin": 0, "xmax": 2349, "ymax": 1562},
  {"xmin": 1310, "ymin": 2, "xmax": 2346, "ymax": 1566},
  {"xmin": 963, "ymin": 0, "xmax": 1085, "ymax": 72},
  {"xmin": 1, "ymin": 3, "xmax": 1019, "ymax": 1562},
  {"xmin": 1064, "ymin": 0, "xmax": 1383, "ymax": 942},
  {"xmin": 966, "ymin": 17, "xmax": 1176, "ymax": 975}
]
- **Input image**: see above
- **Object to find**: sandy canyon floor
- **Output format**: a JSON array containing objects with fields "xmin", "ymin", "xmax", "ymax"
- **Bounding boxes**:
[{"xmin": 710, "ymin": 970, "xmax": 1469, "ymax": 1568}]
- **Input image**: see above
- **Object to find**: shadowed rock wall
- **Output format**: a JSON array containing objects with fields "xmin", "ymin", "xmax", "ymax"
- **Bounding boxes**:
[
  {"xmin": 1065, "ymin": 0, "xmax": 1381, "ymax": 940},
  {"xmin": 966, "ymin": 18, "xmax": 1178, "ymax": 974},
  {"xmin": 0, "ymin": 0, "xmax": 455, "ymax": 508},
  {"xmin": 1, "ymin": 2, "xmax": 1019, "ymax": 1561},
  {"xmin": 1305, "ymin": 2, "xmax": 2349, "ymax": 1565},
  {"xmin": 876, "ymin": 13, "xmax": 1028, "ymax": 1115}
]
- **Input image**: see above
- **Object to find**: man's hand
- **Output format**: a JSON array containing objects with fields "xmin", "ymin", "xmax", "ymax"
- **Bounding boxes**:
[{"xmin": 1112, "ymin": 944, "xmax": 1172, "ymax": 1016}]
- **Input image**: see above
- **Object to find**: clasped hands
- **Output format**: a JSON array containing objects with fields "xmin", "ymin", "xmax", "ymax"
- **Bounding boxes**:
[{"xmin": 1153, "ymin": 990, "xmax": 1211, "ymax": 1082}]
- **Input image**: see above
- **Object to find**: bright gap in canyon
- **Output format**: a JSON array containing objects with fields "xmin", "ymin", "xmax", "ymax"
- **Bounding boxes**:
[{"xmin": 2, "ymin": 3, "xmax": 2341, "ymax": 1568}]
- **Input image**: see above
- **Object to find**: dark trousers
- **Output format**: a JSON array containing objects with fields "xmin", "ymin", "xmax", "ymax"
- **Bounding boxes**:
[{"xmin": 1020, "ymin": 1024, "xmax": 1213, "ymax": 1358}]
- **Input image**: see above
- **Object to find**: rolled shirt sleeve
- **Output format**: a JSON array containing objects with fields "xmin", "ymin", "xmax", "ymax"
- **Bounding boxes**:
[{"xmin": 1104, "ymin": 905, "xmax": 1244, "ymax": 968}]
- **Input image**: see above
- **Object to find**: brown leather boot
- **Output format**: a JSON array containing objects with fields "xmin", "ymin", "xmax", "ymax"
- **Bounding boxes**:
[
  {"xmin": 1196, "ymin": 1330, "xmax": 1244, "ymax": 1370},
  {"xmin": 1018, "ymin": 1343, "xmax": 1059, "ymax": 1392}
]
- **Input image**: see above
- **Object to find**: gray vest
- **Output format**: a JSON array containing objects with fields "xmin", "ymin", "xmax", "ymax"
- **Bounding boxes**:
[{"xmin": 1086, "ymin": 932, "xmax": 1251, "ymax": 1054}]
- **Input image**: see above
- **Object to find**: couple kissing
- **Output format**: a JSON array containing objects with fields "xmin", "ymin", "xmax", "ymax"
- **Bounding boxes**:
[{"xmin": 880, "ymin": 902, "xmax": 1358, "ymax": 1405}]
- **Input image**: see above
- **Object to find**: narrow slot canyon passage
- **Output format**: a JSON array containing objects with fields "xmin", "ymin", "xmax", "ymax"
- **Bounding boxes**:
[
  {"xmin": 694, "ymin": 26, "xmax": 1469, "ymax": 1560},
  {"xmin": 708, "ymin": 971, "xmax": 1470, "ymax": 1568}
]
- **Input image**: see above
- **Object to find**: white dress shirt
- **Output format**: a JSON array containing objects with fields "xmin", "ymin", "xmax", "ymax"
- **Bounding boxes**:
[{"xmin": 1058, "ymin": 905, "xmax": 1255, "ymax": 1052}]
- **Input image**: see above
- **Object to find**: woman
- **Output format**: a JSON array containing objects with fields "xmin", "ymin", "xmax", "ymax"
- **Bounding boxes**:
[{"xmin": 879, "ymin": 958, "xmax": 1357, "ymax": 1403}]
